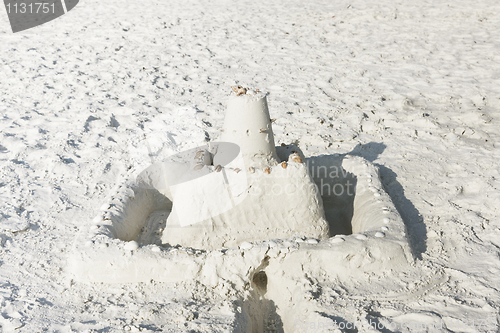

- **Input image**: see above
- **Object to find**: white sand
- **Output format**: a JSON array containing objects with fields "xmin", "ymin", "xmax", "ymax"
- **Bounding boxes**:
[{"xmin": 1, "ymin": 0, "xmax": 500, "ymax": 331}]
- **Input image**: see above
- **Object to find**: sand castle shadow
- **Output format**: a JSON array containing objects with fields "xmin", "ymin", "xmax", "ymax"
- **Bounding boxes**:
[
  {"xmin": 308, "ymin": 141, "xmax": 426, "ymax": 260},
  {"xmin": 236, "ymin": 268, "xmax": 284, "ymax": 333}
]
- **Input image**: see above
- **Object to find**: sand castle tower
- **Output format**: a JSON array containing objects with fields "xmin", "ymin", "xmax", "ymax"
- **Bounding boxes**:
[{"xmin": 161, "ymin": 88, "xmax": 330, "ymax": 249}]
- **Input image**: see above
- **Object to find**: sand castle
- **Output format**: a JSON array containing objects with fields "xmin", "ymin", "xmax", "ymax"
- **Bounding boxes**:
[
  {"xmin": 70, "ymin": 88, "xmax": 412, "ymax": 299},
  {"xmin": 158, "ymin": 88, "xmax": 330, "ymax": 249}
]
